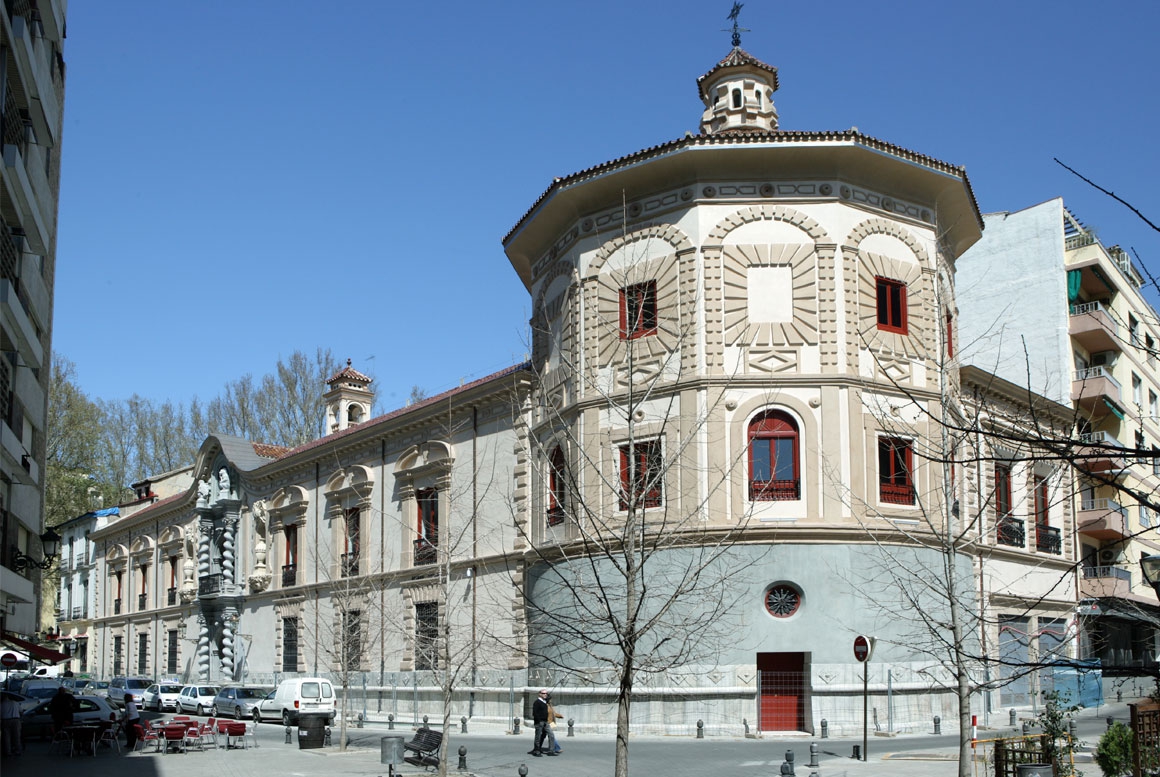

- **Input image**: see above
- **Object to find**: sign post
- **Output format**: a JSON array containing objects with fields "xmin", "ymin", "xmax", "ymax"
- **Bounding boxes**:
[{"xmin": 853, "ymin": 636, "xmax": 873, "ymax": 762}]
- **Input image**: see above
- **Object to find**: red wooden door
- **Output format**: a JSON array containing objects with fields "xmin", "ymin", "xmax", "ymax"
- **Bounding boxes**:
[{"xmin": 757, "ymin": 652, "xmax": 804, "ymax": 731}]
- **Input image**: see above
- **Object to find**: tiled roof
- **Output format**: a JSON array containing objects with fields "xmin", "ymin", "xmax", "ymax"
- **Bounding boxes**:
[
  {"xmin": 272, "ymin": 362, "xmax": 533, "ymax": 461},
  {"xmin": 502, "ymin": 129, "xmax": 980, "ymax": 244},
  {"xmin": 252, "ymin": 442, "xmax": 290, "ymax": 459},
  {"xmin": 108, "ymin": 491, "xmax": 185, "ymax": 524},
  {"xmin": 326, "ymin": 359, "xmax": 373, "ymax": 385},
  {"xmin": 696, "ymin": 46, "xmax": 779, "ymax": 99}
]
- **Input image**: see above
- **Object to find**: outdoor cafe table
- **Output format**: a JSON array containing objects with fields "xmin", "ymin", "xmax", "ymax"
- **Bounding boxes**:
[{"xmin": 63, "ymin": 724, "xmax": 100, "ymax": 757}]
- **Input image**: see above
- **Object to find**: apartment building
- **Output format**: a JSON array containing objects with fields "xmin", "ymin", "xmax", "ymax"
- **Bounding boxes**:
[
  {"xmin": 0, "ymin": 0, "xmax": 67, "ymax": 639},
  {"xmin": 959, "ymin": 198, "xmax": 1160, "ymax": 675}
]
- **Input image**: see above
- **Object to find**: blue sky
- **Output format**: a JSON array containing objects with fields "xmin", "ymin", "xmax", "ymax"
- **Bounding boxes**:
[{"xmin": 54, "ymin": 1, "xmax": 1159, "ymax": 411}]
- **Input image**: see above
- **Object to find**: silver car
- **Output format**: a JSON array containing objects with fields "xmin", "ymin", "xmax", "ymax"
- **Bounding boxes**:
[
  {"xmin": 211, "ymin": 686, "xmax": 269, "ymax": 720},
  {"xmin": 142, "ymin": 682, "xmax": 183, "ymax": 712}
]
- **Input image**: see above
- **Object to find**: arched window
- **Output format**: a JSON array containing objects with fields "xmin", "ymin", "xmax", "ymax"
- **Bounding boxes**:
[
  {"xmin": 548, "ymin": 447, "xmax": 567, "ymax": 526},
  {"xmin": 748, "ymin": 411, "xmax": 800, "ymax": 501},
  {"xmin": 731, "ymin": 88, "xmax": 742, "ymax": 108},
  {"xmin": 348, "ymin": 404, "xmax": 364, "ymax": 425}
]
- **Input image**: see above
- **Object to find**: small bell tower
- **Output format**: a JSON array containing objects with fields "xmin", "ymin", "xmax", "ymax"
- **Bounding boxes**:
[
  {"xmin": 697, "ymin": 5, "xmax": 779, "ymax": 135},
  {"xmin": 323, "ymin": 360, "xmax": 374, "ymax": 435}
]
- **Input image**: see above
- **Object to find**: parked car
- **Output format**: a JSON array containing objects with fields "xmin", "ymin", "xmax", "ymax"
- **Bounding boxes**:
[
  {"xmin": 252, "ymin": 677, "xmax": 335, "ymax": 726},
  {"xmin": 0, "ymin": 690, "xmax": 39, "ymax": 713},
  {"xmin": 176, "ymin": 684, "xmax": 220, "ymax": 715},
  {"xmin": 21, "ymin": 695, "xmax": 120, "ymax": 740},
  {"xmin": 18, "ymin": 678, "xmax": 63, "ymax": 706},
  {"xmin": 142, "ymin": 682, "xmax": 183, "ymax": 712},
  {"xmin": 82, "ymin": 680, "xmax": 110, "ymax": 699},
  {"xmin": 212, "ymin": 686, "xmax": 269, "ymax": 720},
  {"xmin": 108, "ymin": 676, "xmax": 152, "ymax": 706}
]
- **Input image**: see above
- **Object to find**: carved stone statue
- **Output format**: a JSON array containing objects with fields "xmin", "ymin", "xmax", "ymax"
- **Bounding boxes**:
[
  {"xmin": 196, "ymin": 478, "xmax": 211, "ymax": 508},
  {"xmin": 251, "ymin": 499, "xmax": 269, "ymax": 539},
  {"xmin": 217, "ymin": 467, "xmax": 232, "ymax": 500}
]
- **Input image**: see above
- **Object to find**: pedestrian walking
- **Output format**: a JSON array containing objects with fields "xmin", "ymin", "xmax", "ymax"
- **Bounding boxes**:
[
  {"xmin": 1, "ymin": 692, "xmax": 22, "ymax": 756},
  {"xmin": 528, "ymin": 688, "xmax": 557, "ymax": 757},
  {"xmin": 545, "ymin": 693, "xmax": 564, "ymax": 754}
]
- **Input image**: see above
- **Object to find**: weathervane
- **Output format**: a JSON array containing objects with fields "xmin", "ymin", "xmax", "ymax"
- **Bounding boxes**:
[{"xmin": 724, "ymin": 2, "xmax": 749, "ymax": 48}]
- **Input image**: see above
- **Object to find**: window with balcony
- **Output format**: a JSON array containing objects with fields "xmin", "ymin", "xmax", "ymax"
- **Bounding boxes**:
[
  {"xmin": 113, "ymin": 636, "xmax": 123, "ymax": 676},
  {"xmin": 282, "ymin": 617, "xmax": 298, "ymax": 672},
  {"xmin": 138, "ymin": 564, "xmax": 148, "ymax": 611},
  {"xmin": 619, "ymin": 439, "xmax": 664, "ymax": 510},
  {"xmin": 619, "ymin": 280, "xmax": 658, "ymax": 340},
  {"xmin": 547, "ymin": 446, "xmax": 568, "ymax": 526},
  {"xmin": 415, "ymin": 488, "xmax": 438, "ymax": 565},
  {"xmin": 995, "ymin": 463, "xmax": 1013, "ymax": 518},
  {"xmin": 1033, "ymin": 475, "xmax": 1061, "ymax": 554},
  {"xmin": 1149, "ymin": 334, "xmax": 1157, "ymax": 368},
  {"xmin": 342, "ymin": 508, "xmax": 360, "ymax": 577},
  {"xmin": 877, "ymin": 437, "xmax": 914, "ymax": 505},
  {"xmin": 282, "ymin": 525, "xmax": 298, "ymax": 586},
  {"xmin": 945, "ymin": 313, "xmax": 954, "ymax": 358},
  {"xmin": 876, "ymin": 277, "xmax": 908, "ymax": 334},
  {"xmin": 415, "ymin": 602, "xmax": 439, "ymax": 671},
  {"xmin": 748, "ymin": 411, "xmax": 800, "ymax": 501}
]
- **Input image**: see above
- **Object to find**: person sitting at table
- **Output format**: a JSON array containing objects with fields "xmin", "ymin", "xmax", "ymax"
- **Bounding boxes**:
[
  {"xmin": 49, "ymin": 686, "xmax": 74, "ymax": 734},
  {"xmin": 123, "ymin": 693, "xmax": 141, "ymax": 752}
]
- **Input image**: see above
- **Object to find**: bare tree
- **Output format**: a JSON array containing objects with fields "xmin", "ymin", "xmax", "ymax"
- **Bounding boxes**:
[{"xmin": 512, "ymin": 219, "xmax": 762, "ymax": 777}]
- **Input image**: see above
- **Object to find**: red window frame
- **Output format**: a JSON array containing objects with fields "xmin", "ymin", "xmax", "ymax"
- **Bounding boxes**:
[
  {"xmin": 547, "ymin": 447, "xmax": 567, "ymax": 526},
  {"xmin": 946, "ymin": 313, "xmax": 954, "ymax": 358},
  {"xmin": 619, "ymin": 439, "xmax": 663, "ymax": 510},
  {"xmin": 417, "ymin": 488, "xmax": 439, "ymax": 543},
  {"xmin": 619, "ymin": 281, "xmax": 658, "ymax": 340},
  {"xmin": 995, "ymin": 463, "xmax": 1012, "ymax": 518},
  {"xmin": 876, "ymin": 277, "xmax": 908, "ymax": 334},
  {"xmin": 747, "ymin": 411, "xmax": 800, "ymax": 501},
  {"xmin": 878, "ymin": 437, "xmax": 914, "ymax": 505},
  {"xmin": 284, "ymin": 525, "xmax": 298, "ymax": 565},
  {"xmin": 1033, "ymin": 475, "xmax": 1049, "ymax": 526}
]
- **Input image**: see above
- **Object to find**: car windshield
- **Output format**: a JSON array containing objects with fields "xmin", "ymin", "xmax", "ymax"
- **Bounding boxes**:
[
  {"xmin": 27, "ymin": 687, "xmax": 59, "ymax": 699},
  {"xmin": 91, "ymin": 682, "xmax": 108, "ymax": 689},
  {"xmin": 237, "ymin": 688, "xmax": 265, "ymax": 699},
  {"xmin": 160, "ymin": 685, "xmax": 181, "ymax": 693},
  {"xmin": 126, "ymin": 679, "xmax": 150, "ymax": 689},
  {"xmin": 199, "ymin": 687, "xmax": 216, "ymax": 695}
]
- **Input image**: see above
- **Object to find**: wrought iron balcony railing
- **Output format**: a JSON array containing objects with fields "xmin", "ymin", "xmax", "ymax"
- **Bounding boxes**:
[
  {"xmin": 198, "ymin": 573, "xmax": 223, "ymax": 596},
  {"xmin": 1035, "ymin": 524, "xmax": 1062, "ymax": 555},
  {"xmin": 413, "ymin": 538, "xmax": 437, "ymax": 566},
  {"xmin": 340, "ymin": 553, "xmax": 359, "ymax": 577},
  {"xmin": 996, "ymin": 517, "xmax": 1025, "ymax": 548},
  {"xmin": 138, "ymin": 593, "xmax": 147, "ymax": 610},
  {"xmin": 113, "ymin": 598, "xmax": 121, "ymax": 615},
  {"xmin": 282, "ymin": 564, "xmax": 297, "ymax": 587},
  {"xmin": 750, "ymin": 479, "xmax": 801, "ymax": 502},
  {"xmin": 167, "ymin": 587, "xmax": 177, "ymax": 606}
]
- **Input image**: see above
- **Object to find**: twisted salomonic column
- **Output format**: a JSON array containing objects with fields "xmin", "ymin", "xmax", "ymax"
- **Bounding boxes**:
[
  {"xmin": 221, "ymin": 515, "xmax": 237, "ymax": 585},
  {"xmin": 196, "ymin": 614, "xmax": 211, "ymax": 680},
  {"xmin": 220, "ymin": 611, "xmax": 237, "ymax": 677},
  {"xmin": 198, "ymin": 517, "xmax": 213, "ymax": 580}
]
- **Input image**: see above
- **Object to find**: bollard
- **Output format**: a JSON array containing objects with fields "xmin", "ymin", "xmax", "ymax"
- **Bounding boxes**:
[
  {"xmin": 357, "ymin": 712, "xmax": 364, "ymax": 729},
  {"xmin": 1069, "ymin": 720, "xmax": 1077, "ymax": 743},
  {"xmin": 934, "ymin": 715, "xmax": 941, "ymax": 735},
  {"xmin": 1107, "ymin": 716, "xmax": 1114, "ymax": 730},
  {"xmin": 423, "ymin": 715, "xmax": 429, "ymax": 727},
  {"xmin": 781, "ymin": 749, "xmax": 796, "ymax": 775},
  {"xmin": 1010, "ymin": 708, "xmax": 1017, "ymax": 727},
  {"xmin": 1118, "ymin": 690, "xmax": 1123, "ymax": 703},
  {"xmin": 808, "ymin": 742, "xmax": 819, "ymax": 768},
  {"xmin": 388, "ymin": 713, "xmax": 395, "ymax": 731},
  {"xmin": 457, "ymin": 745, "xmax": 467, "ymax": 771},
  {"xmin": 461, "ymin": 716, "xmax": 468, "ymax": 734},
  {"xmin": 743, "ymin": 718, "xmax": 750, "ymax": 736},
  {"xmin": 567, "ymin": 718, "xmax": 574, "ymax": 737},
  {"xmin": 820, "ymin": 718, "xmax": 828, "ymax": 739},
  {"xmin": 513, "ymin": 717, "xmax": 521, "ymax": 735},
  {"xmin": 518, "ymin": 765, "xmax": 528, "ymax": 777},
  {"xmin": 1022, "ymin": 721, "xmax": 1031, "ymax": 736},
  {"xmin": 324, "ymin": 726, "xmax": 332, "ymax": 747},
  {"xmin": 284, "ymin": 725, "xmax": 292, "ymax": 745},
  {"xmin": 851, "ymin": 744, "xmax": 861, "ymax": 760},
  {"xmin": 696, "ymin": 719, "xmax": 704, "ymax": 739}
]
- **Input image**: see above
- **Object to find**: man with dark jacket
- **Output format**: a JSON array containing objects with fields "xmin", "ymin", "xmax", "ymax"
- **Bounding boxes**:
[
  {"xmin": 528, "ymin": 688, "xmax": 556, "ymax": 757},
  {"xmin": 48, "ymin": 686, "xmax": 73, "ymax": 733}
]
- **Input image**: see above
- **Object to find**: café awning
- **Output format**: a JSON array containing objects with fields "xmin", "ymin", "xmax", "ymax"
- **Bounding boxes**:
[{"xmin": 1, "ymin": 631, "xmax": 71, "ymax": 664}]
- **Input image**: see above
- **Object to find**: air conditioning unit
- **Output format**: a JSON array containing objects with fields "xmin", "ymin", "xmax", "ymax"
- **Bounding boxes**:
[{"xmin": 1098, "ymin": 548, "xmax": 1119, "ymax": 564}]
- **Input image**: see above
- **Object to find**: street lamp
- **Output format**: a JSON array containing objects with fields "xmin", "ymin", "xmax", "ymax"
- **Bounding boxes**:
[
  {"xmin": 1140, "ymin": 554, "xmax": 1160, "ymax": 598},
  {"xmin": 12, "ymin": 527, "xmax": 62, "ymax": 571}
]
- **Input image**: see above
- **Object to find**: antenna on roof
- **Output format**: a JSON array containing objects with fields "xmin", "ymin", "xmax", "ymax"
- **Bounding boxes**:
[{"xmin": 724, "ymin": 2, "xmax": 749, "ymax": 48}]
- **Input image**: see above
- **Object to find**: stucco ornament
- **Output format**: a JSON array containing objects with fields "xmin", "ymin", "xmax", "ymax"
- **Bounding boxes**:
[
  {"xmin": 217, "ymin": 467, "xmax": 232, "ymax": 501},
  {"xmin": 248, "ymin": 499, "xmax": 271, "ymax": 592}
]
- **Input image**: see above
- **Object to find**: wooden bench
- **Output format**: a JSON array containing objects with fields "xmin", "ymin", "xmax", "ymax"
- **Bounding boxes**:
[{"xmin": 402, "ymin": 727, "xmax": 442, "ymax": 770}]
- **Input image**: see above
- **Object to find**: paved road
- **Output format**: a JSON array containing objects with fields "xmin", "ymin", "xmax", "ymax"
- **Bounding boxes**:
[{"xmin": 0, "ymin": 699, "xmax": 1139, "ymax": 777}]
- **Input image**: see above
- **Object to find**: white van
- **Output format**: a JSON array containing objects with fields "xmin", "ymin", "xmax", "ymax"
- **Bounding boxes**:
[{"xmin": 254, "ymin": 677, "xmax": 335, "ymax": 725}]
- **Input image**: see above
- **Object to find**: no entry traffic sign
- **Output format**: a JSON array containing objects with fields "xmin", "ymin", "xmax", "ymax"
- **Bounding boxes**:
[
  {"xmin": 853, "ymin": 635, "xmax": 872, "ymax": 663},
  {"xmin": 0, "ymin": 652, "xmax": 17, "ymax": 668}
]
